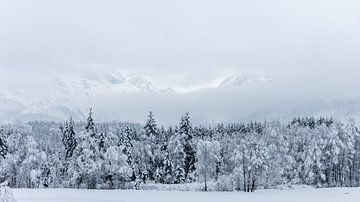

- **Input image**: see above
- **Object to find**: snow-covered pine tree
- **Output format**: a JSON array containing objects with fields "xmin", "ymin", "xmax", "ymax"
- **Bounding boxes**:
[
  {"xmin": 85, "ymin": 108, "xmax": 96, "ymax": 138},
  {"xmin": 162, "ymin": 156, "xmax": 174, "ymax": 184},
  {"xmin": 154, "ymin": 167, "xmax": 164, "ymax": 183},
  {"xmin": 122, "ymin": 125, "xmax": 136, "ymax": 181},
  {"xmin": 174, "ymin": 166, "xmax": 185, "ymax": 184},
  {"xmin": 123, "ymin": 126, "xmax": 133, "ymax": 149},
  {"xmin": 168, "ymin": 127, "xmax": 186, "ymax": 184},
  {"xmin": 179, "ymin": 112, "xmax": 196, "ymax": 181},
  {"xmin": 340, "ymin": 119, "xmax": 357, "ymax": 186},
  {"xmin": 97, "ymin": 126, "xmax": 106, "ymax": 154},
  {"xmin": 61, "ymin": 117, "xmax": 77, "ymax": 160},
  {"xmin": 143, "ymin": 111, "xmax": 158, "ymax": 180},
  {"xmin": 71, "ymin": 108, "xmax": 101, "ymax": 189},
  {"xmin": 158, "ymin": 126, "xmax": 169, "ymax": 151},
  {"xmin": 144, "ymin": 111, "xmax": 157, "ymax": 138},
  {"xmin": 0, "ymin": 128, "xmax": 8, "ymax": 160},
  {"xmin": 153, "ymin": 126, "xmax": 172, "ymax": 184},
  {"xmin": 351, "ymin": 120, "xmax": 360, "ymax": 187},
  {"xmin": 321, "ymin": 122, "xmax": 340, "ymax": 187},
  {"xmin": 39, "ymin": 161, "xmax": 51, "ymax": 188}
]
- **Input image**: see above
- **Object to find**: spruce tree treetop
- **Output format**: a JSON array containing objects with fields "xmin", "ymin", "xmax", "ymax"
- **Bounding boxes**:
[
  {"xmin": 123, "ymin": 125, "xmax": 133, "ymax": 148},
  {"xmin": 85, "ymin": 108, "xmax": 96, "ymax": 138},
  {"xmin": 144, "ymin": 111, "xmax": 158, "ymax": 137},
  {"xmin": 179, "ymin": 112, "xmax": 193, "ymax": 140}
]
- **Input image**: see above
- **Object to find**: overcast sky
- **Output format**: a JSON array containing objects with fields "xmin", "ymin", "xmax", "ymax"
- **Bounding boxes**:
[{"xmin": 1, "ymin": 0, "xmax": 360, "ymax": 123}]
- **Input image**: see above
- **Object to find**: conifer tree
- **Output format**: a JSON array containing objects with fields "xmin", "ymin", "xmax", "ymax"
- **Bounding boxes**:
[
  {"xmin": 72, "ymin": 108, "xmax": 100, "ymax": 189},
  {"xmin": 40, "ymin": 161, "xmax": 51, "ymax": 188},
  {"xmin": 174, "ymin": 166, "xmax": 185, "ymax": 184},
  {"xmin": 168, "ymin": 126, "xmax": 186, "ymax": 184},
  {"xmin": 144, "ymin": 111, "xmax": 158, "ymax": 139},
  {"xmin": 162, "ymin": 156, "xmax": 174, "ymax": 184},
  {"xmin": 143, "ymin": 111, "xmax": 159, "ymax": 180},
  {"xmin": 123, "ymin": 126, "xmax": 133, "ymax": 165},
  {"xmin": 61, "ymin": 117, "xmax": 77, "ymax": 160},
  {"xmin": 122, "ymin": 125, "xmax": 136, "ymax": 181},
  {"xmin": 0, "ymin": 128, "xmax": 8, "ymax": 160},
  {"xmin": 85, "ymin": 108, "xmax": 96, "ymax": 138},
  {"xmin": 97, "ymin": 127, "xmax": 106, "ymax": 154},
  {"xmin": 179, "ymin": 112, "xmax": 196, "ymax": 181}
]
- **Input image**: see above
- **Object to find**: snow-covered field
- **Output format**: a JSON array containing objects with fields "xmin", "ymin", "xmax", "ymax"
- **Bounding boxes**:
[{"xmin": 12, "ymin": 187, "xmax": 360, "ymax": 202}]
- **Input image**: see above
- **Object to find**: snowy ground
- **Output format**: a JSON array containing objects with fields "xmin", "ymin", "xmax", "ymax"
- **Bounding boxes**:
[{"xmin": 11, "ymin": 187, "xmax": 360, "ymax": 202}]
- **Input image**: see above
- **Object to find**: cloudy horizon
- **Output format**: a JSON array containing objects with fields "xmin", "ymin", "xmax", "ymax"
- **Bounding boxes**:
[{"xmin": 1, "ymin": 0, "xmax": 360, "ymax": 124}]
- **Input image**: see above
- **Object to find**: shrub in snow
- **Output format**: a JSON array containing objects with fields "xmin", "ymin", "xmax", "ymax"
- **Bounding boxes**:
[
  {"xmin": 215, "ymin": 175, "xmax": 234, "ymax": 192},
  {"xmin": 0, "ymin": 181, "xmax": 17, "ymax": 202}
]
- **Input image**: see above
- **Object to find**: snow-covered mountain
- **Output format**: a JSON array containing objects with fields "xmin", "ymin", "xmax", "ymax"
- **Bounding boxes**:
[
  {"xmin": 2, "ymin": 72, "xmax": 360, "ymax": 124},
  {"xmin": 218, "ymin": 74, "xmax": 275, "ymax": 88},
  {"xmin": 51, "ymin": 72, "xmax": 168, "ymax": 98},
  {"xmin": 0, "ymin": 72, "xmax": 174, "ymax": 122}
]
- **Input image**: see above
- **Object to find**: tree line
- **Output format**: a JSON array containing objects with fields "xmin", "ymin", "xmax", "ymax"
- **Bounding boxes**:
[{"xmin": 1, "ymin": 110, "xmax": 360, "ymax": 192}]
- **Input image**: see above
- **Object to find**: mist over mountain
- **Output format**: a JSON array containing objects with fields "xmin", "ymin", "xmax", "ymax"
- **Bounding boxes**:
[
  {"xmin": 218, "ymin": 74, "xmax": 276, "ymax": 88},
  {"xmin": 0, "ymin": 71, "xmax": 171, "ymax": 122},
  {"xmin": 1, "ymin": 70, "xmax": 360, "ymax": 125}
]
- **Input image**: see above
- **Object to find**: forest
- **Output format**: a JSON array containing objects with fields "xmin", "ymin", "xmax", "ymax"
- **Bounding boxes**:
[{"xmin": 1, "ymin": 109, "xmax": 360, "ymax": 192}]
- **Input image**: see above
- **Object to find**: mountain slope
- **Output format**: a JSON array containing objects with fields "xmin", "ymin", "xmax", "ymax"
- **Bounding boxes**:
[
  {"xmin": 218, "ymin": 74, "xmax": 275, "ymax": 88},
  {"xmin": 0, "ymin": 72, "xmax": 172, "ymax": 122}
]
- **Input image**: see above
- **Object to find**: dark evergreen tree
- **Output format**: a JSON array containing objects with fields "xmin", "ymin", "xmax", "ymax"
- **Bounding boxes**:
[
  {"xmin": 73, "ymin": 108, "xmax": 100, "ymax": 189},
  {"xmin": 61, "ymin": 117, "xmax": 77, "ymax": 160},
  {"xmin": 123, "ymin": 125, "xmax": 136, "ymax": 181},
  {"xmin": 162, "ymin": 157, "xmax": 174, "ymax": 184},
  {"xmin": 97, "ymin": 127, "xmax": 106, "ymax": 153},
  {"xmin": 155, "ymin": 167, "xmax": 164, "ymax": 183},
  {"xmin": 123, "ymin": 126, "xmax": 133, "ymax": 165},
  {"xmin": 40, "ymin": 162, "xmax": 51, "ymax": 188},
  {"xmin": 144, "ymin": 111, "xmax": 158, "ymax": 139},
  {"xmin": 143, "ymin": 111, "xmax": 159, "ymax": 180},
  {"xmin": 174, "ymin": 166, "xmax": 185, "ymax": 184},
  {"xmin": 0, "ymin": 128, "xmax": 8, "ymax": 160},
  {"xmin": 159, "ymin": 126, "xmax": 168, "ymax": 151},
  {"xmin": 179, "ymin": 112, "xmax": 196, "ymax": 181},
  {"xmin": 85, "ymin": 107, "xmax": 96, "ymax": 138}
]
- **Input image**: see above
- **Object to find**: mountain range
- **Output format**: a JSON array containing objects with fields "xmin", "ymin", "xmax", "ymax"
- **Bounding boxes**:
[{"xmin": 1, "ymin": 72, "xmax": 360, "ymax": 124}]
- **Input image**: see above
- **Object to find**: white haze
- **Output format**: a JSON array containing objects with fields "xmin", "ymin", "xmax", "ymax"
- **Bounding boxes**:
[{"xmin": 1, "ymin": 0, "xmax": 360, "ymax": 124}]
